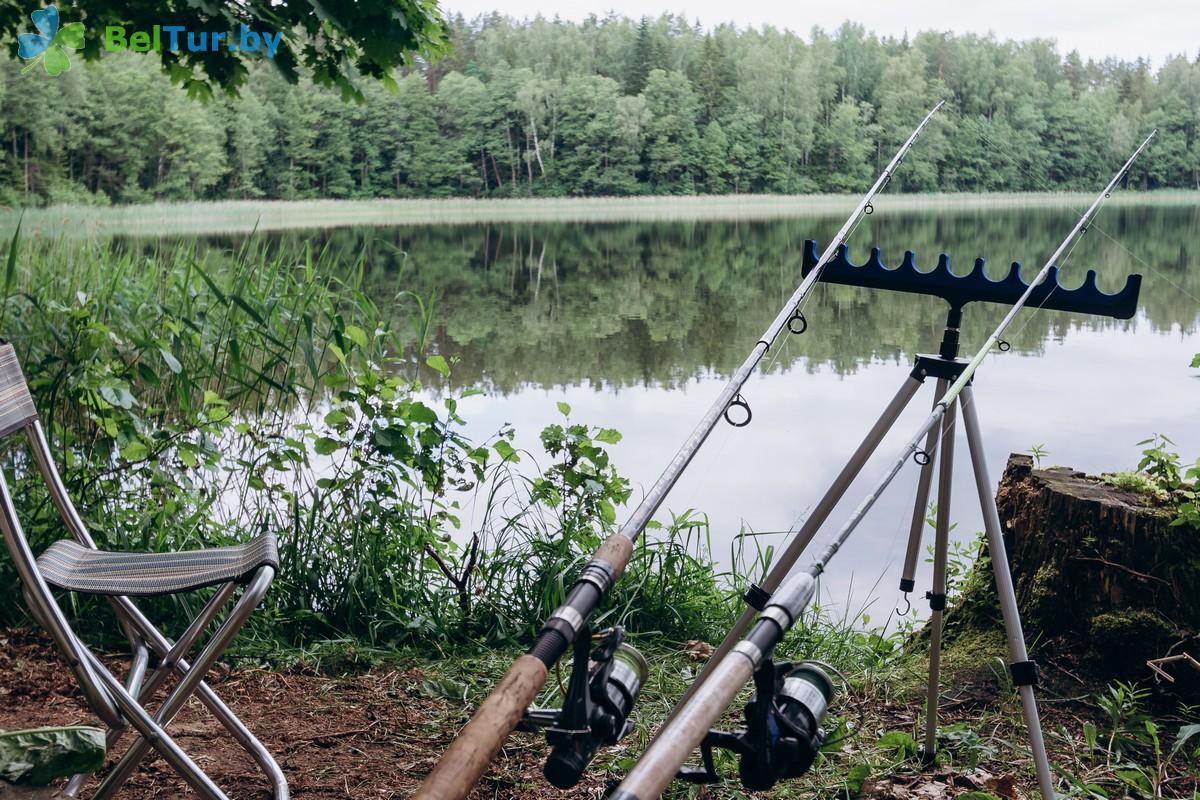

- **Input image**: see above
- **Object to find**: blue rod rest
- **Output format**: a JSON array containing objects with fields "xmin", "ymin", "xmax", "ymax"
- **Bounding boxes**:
[{"xmin": 801, "ymin": 240, "xmax": 1142, "ymax": 320}]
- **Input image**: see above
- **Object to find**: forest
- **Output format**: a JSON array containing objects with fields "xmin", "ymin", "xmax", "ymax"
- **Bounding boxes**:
[{"xmin": 2, "ymin": 14, "xmax": 1199, "ymax": 206}]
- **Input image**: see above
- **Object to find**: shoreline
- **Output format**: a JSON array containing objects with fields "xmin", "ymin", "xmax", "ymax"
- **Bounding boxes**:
[{"xmin": 2, "ymin": 190, "xmax": 1198, "ymax": 237}]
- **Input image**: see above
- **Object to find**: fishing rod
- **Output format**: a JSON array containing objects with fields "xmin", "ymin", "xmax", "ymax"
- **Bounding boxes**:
[
  {"xmin": 609, "ymin": 131, "xmax": 1156, "ymax": 800},
  {"xmin": 412, "ymin": 101, "xmax": 945, "ymax": 800}
]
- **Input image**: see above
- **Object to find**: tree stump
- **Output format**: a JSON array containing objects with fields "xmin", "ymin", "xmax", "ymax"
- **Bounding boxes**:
[{"xmin": 945, "ymin": 454, "xmax": 1199, "ymax": 695}]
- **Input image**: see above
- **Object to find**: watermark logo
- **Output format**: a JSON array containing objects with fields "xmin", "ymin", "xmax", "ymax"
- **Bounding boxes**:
[
  {"xmin": 18, "ymin": 5, "xmax": 84, "ymax": 76},
  {"xmin": 104, "ymin": 24, "xmax": 283, "ymax": 58}
]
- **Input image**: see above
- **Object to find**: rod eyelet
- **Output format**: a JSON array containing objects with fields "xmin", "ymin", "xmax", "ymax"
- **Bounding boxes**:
[
  {"xmin": 787, "ymin": 310, "xmax": 808, "ymax": 335},
  {"xmin": 913, "ymin": 450, "xmax": 931, "ymax": 466},
  {"xmin": 997, "ymin": 340, "xmax": 1011, "ymax": 352},
  {"xmin": 724, "ymin": 394, "xmax": 752, "ymax": 428}
]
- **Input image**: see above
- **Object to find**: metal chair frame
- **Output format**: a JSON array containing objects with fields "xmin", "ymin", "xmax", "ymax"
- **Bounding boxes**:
[{"xmin": 0, "ymin": 343, "xmax": 288, "ymax": 799}]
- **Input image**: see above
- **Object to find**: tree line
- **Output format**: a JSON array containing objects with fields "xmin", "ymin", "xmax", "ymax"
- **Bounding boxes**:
[{"xmin": 2, "ymin": 14, "xmax": 1199, "ymax": 206}]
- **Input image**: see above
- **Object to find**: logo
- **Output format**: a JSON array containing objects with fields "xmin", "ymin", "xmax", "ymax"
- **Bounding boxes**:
[{"xmin": 18, "ymin": 6, "xmax": 83, "ymax": 76}]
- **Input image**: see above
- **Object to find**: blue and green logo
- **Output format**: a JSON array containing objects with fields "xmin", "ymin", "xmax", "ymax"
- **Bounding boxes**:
[{"xmin": 18, "ymin": 6, "xmax": 84, "ymax": 76}]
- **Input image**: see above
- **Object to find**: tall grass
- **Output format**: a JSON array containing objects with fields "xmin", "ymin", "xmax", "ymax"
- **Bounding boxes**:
[{"xmin": 0, "ymin": 232, "xmax": 732, "ymax": 649}]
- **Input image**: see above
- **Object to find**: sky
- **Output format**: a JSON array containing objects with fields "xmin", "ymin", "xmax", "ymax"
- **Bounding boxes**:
[{"xmin": 442, "ymin": 0, "xmax": 1197, "ymax": 66}]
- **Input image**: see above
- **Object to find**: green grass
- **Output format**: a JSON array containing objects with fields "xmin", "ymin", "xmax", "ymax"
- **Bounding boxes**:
[
  {"xmin": 0, "ymin": 232, "xmax": 732, "ymax": 650},
  {"xmin": 3, "ymin": 190, "xmax": 1199, "ymax": 237}
]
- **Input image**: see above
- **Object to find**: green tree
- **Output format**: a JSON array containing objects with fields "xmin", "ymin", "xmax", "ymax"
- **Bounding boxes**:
[
  {"xmin": 817, "ymin": 98, "xmax": 876, "ymax": 192},
  {"xmin": 0, "ymin": 0, "xmax": 449, "ymax": 101},
  {"xmin": 642, "ymin": 69, "xmax": 699, "ymax": 193}
]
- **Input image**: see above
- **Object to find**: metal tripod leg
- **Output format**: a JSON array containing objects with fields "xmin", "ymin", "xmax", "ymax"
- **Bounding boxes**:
[
  {"xmin": 959, "ymin": 386, "xmax": 1056, "ymax": 800},
  {"xmin": 658, "ymin": 373, "xmax": 926, "ymax": 732},
  {"xmin": 923, "ymin": 394, "xmax": 956, "ymax": 759},
  {"xmin": 899, "ymin": 379, "xmax": 947, "ymax": 596}
]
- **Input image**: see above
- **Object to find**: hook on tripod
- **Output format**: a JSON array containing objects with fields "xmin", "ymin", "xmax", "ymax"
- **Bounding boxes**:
[
  {"xmin": 897, "ymin": 592, "xmax": 912, "ymax": 617},
  {"xmin": 725, "ymin": 394, "xmax": 752, "ymax": 428}
]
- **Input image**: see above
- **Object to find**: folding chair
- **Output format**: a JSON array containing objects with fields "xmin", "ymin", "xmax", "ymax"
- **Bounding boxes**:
[{"xmin": 0, "ymin": 342, "xmax": 289, "ymax": 799}]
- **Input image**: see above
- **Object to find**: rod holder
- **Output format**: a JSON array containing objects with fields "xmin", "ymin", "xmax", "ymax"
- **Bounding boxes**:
[{"xmin": 801, "ymin": 240, "xmax": 1142, "ymax": 319}]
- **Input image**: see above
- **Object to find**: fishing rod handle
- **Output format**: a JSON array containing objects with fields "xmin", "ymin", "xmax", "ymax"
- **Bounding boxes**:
[
  {"xmin": 413, "ymin": 655, "xmax": 549, "ymax": 800},
  {"xmin": 414, "ymin": 534, "xmax": 634, "ymax": 800},
  {"xmin": 612, "ymin": 651, "xmax": 755, "ymax": 800}
]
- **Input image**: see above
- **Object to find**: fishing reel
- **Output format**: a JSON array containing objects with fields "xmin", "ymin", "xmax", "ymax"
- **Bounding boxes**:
[
  {"xmin": 519, "ymin": 625, "xmax": 649, "ymax": 789},
  {"xmin": 677, "ymin": 659, "xmax": 834, "ymax": 791}
]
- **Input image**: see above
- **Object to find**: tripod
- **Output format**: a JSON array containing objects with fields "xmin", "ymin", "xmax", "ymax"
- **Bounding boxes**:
[
  {"xmin": 781, "ymin": 311, "xmax": 1056, "ymax": 799},
  {"xmin": 680, "ymin": 241, "xmax": 1140, "ymax": 800}
]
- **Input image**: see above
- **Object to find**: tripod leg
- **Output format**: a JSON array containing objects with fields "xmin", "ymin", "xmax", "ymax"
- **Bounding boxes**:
[
  {"xmin": 899, "ymin": 379, "xmax": 947, "ymax": 596},
  {"xmin": 922, "ymin": 393, "xmax": 956, "ymax": 760},
  {"xmin": 958, "ymin": 386, "xmax": 1056, "ymax": 800}
]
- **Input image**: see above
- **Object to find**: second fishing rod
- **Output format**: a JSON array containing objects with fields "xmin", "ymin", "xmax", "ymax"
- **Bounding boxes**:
[
  {"xmin": 412, "ymin": 101, "xmax": 945, "ymax": 800},
  {"xmin": 610, "ymin": 130, "xmax": 1156, "ymax": 800}
]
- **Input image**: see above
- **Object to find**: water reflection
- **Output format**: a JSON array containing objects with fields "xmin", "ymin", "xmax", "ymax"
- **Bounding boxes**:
[{"xmin": 125, "ymin": 203, "xmax": 1200, "ymax": 621}]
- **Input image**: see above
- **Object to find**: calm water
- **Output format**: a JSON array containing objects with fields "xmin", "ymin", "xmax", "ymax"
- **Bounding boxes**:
[{"xmin": 149, "ymin": 202, "xmax": 1200, "ymax": 623}]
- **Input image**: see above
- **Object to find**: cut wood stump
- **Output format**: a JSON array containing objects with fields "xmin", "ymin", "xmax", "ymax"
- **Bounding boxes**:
[{"xmin": 943, "ymin": 454, "xmax": 1199, "ymax": 696}]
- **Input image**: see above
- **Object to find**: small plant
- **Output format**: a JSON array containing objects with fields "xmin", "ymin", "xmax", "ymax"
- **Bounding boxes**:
[
  {"xmin": 1028, "ymin": 443, "xmax": 1049, "ymax": 467},
  {"xmin": 1136, "ymin": 434, "xmax": 1182, "ymax": 491},
  {"xmin": 1093, "ymin": 680, "xmax": 1152, "ymax": 762}
]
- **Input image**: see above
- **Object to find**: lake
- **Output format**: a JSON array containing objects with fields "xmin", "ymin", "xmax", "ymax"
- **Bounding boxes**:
[{"xmin": 47, "ymin": 196, "xmax": 1200, "ymax": 625}]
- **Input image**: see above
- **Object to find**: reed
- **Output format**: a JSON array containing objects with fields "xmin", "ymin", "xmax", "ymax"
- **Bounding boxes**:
[{"xmin": 3, "ymin": 190, "xmax": 1199, "ymax": 238}]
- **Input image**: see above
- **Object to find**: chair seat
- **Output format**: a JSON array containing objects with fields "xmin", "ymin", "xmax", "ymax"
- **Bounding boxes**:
[{"xmin": 36, "ymin": 535, "xmax": 279, "ymax": 596}]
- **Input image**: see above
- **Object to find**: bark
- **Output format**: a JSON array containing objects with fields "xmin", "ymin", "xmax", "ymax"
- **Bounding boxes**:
[{"xmin": 945, "ymin": 454, "xmax": 1199, "ymax": 690}]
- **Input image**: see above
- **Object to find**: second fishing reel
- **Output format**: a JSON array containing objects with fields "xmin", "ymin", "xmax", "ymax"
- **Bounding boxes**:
[
  {"xmin": 677, "ymin": 659, "xmax": 835, "ymax": 791},
  {"xmin": 519, "ymin": 625, "xmax": 649, "ymax": 789}
]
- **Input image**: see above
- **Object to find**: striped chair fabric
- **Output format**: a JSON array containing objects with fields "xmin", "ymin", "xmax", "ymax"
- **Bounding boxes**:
[
  {"xmin": 0, "ymin": 343, "xmax": 38, "ymax": 438},
  {"xmin": 37, "ymin": 534, "xmax": 279, "ymax": 596}
]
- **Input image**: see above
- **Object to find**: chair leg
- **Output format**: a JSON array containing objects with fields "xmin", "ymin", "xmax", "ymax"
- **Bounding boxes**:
[
  {"xmin": 76, "ymin": 646, "xmax": 229, "ymax": 799},
  {"xmin": 93, "ymin": 568, "xmax": 277, "ymax": 800},
  {"xmin": 110, "ymin": 592, "xmax": 289, "ymax": 800}
]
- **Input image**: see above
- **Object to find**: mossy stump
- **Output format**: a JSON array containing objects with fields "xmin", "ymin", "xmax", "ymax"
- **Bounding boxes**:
[{"xmin": 944, "ymin": 454, "xmax": 1199, "ymax": 694}]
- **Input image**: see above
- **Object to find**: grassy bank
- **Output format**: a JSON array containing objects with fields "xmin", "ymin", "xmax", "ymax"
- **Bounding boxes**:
[
  {"xmin": 0, "ymin": 230, "xmax": 733, "ymax": 650},
  {"xmin": 3, "ymin": 191, "xmax": 1199, "ymax": 238}
]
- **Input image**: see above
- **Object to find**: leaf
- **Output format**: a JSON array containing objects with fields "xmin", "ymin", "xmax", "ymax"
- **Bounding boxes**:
[
  {"xmin": 426, "ymin": 354, "xmax": 450, "ymax": 377},
  {"xmin": 0, "ymin": 726, "xmax": 105, "ymax": 785},
  {"xmin": 202, "ymin": 390, "xmax": 227, "ymax": 406},
  {"xmin": 328, "ymin": 342, "xmax": 346, "ymax": 365},
  {"xmin": 875, "ymin": 731, "xmax": 918, "ymax": 760},
  {"xmin": 1115, "ymin": 768, "xmax": 1152, "ymax": 795},
  {"xmin": 494, "ymin": 440, "xmax": 519, "ymax": 463},
  {"xmin": 57, "ymin": 22, "xmax": 85, "ymax": 49},
  {"xmin": 120, "ymin": 441, "xmax": 149, "ymax": 461},
  {"xmin": 556, "ymin": 401, "xmax": 571, "ymax": 417},
  {"xmin": 594, "ymin": 427, "xmax": 621, "ymax": 444},
  {"xmin": 1192, "ymin": 353, "xmax": 1200, "ymax": 369},
  {"xmin": 159, "ymin": 348, "xmax": 182, "ymax": 374},
  {"xmin": 98, "ymin": 385, "xmax": 135, "ymax": 409},
  {"xmin": 1171, "ymin": 723, "xmax": 1200, "ymax": 758},
  {"xmin": 313, "ymin": 437, "xmax": 342, "ymax": 455},
  {"xmin": 343, "ymin": 324, "xmax": 368, "ymax": 349},
  {"xmin": 1083, "ymin": 721, "xmax": 1098, "ymax": 751},
  {"xmin": 43, "ymin": 44, "xmax": 70, "ymax": 76},
  {"xmin": 845, "ymin": 764, "xmax": 872, "ymax": 796}
]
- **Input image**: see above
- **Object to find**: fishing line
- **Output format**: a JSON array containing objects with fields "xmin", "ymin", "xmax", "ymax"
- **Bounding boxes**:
[{"xmin": 976, "ymin": 126, "xmax": 1200, "ymax": 308}]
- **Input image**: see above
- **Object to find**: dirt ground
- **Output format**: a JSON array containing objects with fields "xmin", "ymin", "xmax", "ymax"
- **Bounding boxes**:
[
  {"xmin": 2, "ymin": 627, "xmax": 1196, "ymax": 800},
  {"xmin": 0, "ymin": 628, "xmax": 564, "ymax": 799}
]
